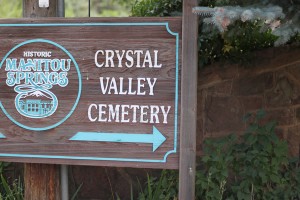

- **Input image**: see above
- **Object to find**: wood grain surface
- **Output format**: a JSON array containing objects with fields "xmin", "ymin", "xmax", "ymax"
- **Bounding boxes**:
[
  {"xmin": 24, "ymin": 163, "xmax": 60, "ymax": 200},
  {"xmin": 0, "ymin": 18, "xmax": 181, "ymax": 169},
  {"xmin": 179, "ymin": 0, "xmax": 198, "ymax": 199}
]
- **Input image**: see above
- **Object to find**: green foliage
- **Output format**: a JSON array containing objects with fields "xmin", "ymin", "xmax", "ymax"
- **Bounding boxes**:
[
  {"xmin": 0, "ymin": 0, "xmax": 22, "ymax": 18},
  {"xmin": 131, "ymin": 0, "xmax": 280, "ymax": 66},
  {"xmin": 137, "ymin": 170, "xmax": 178, "ymax": 200},
  {"xmin": 195, "ymin": 110, "xmax": 300, "ymax": 199},
  {"xmin": 199, "ymin": 20, "xmax": 278, "ymax": 66},
  {"xmin": 196, "ymin": 134, "xmax": 236, "ymax": 199},
  {"xmin": 223, "ymin": 21, "xmax": 278, "ymax": 57},
  {"xmin": 195, "ymin": 3, "xmax": 286, "ymax": 67},
  {"xmin": 65, "ymin": 0, "xmax": 133, "ymax": 17},
  {"xmin": 0, "ymin": 163, "xmax": 23, "ymax": 200},
  {"xmin": 131, "ymin": 0, "xmax": 300, "ymax": 67},
  {"xmin": 0, "ymin": 175, "xmax": 23, "ymax": 200},
  {"xmin": 0, "ymin": 163, "xmax": 9, "ymax": 175},
  {"xmin": 131, "ymin": 0, "xmax": 182, "ymax": 17},
  {"xmin": 137, "ymin": 111, "xmax": 300, "ymax": 199}
]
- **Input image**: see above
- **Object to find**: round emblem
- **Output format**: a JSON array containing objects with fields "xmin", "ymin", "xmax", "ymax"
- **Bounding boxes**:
[{"xmin": 0, "ymin": 39, "xmax": 82, "ymax": 131}]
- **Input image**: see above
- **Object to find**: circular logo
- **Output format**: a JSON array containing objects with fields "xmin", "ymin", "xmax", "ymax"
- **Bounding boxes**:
[{"xmin": 0, "ymin": 39, "xmax": 82, "ymax": 131}]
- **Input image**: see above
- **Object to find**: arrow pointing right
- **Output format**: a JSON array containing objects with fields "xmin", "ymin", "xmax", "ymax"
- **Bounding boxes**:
[{"xmin": 69, "ymin": 126, "xmax": 166, "ymax": 152}]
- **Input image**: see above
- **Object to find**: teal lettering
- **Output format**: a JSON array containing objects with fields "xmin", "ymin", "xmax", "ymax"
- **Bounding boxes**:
[
  {"xmin": 39, "ymin": 72, "xmax": 49, "ymax": 84},
  {"xmin": 49, "ymin": 72, "xmax": 58, "ymax": 84},
  {"xmin": 61, "ymin": 59, "xmax": 71, "ymax": 71},
  {"xmin": 58, "ymin": 72, "xmax": 68, "ymax": 87},
  {"xmin": 18, "ymin": 59, "xmax": 28, "ymax": 71},
  {"xmin": 5, "ymin": 58, "xmax": 17, "ymax": 71},
  {"xmin": 43, "ymin": 59, "xmax": 51, "ymax": 71},
  {"xmin": 36, "ymin": 59, "xmax": 43, "ymax": 71},
  {"xmin": 51, "ymin": 59, "xmax": 60, "ymax": 71},
  {"xmin": 6, "ymin": 72, "xmax": 16, "ymax": 86},
  {"xmin": 24, "ymin": 72, "xmax": 34, "ymax": 85},
  {"xmin": 15, "ymin": 72, "xmax": 25, "ymax": 84},
  {"xmin": 25, "ymin": 59, "xmax": 36, "ymax": 71},
  {"xmin": 5, "ymin": 58, "xmax": 70, "ymax": 87}
]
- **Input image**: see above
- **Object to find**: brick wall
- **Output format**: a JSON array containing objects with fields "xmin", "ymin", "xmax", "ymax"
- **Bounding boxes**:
[{"xmin": 197, "ymin": 46, "xmax": 300, "ymax": 157}]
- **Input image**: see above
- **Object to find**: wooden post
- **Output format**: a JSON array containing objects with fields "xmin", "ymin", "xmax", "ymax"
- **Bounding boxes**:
[
  {"xmin": 24, "ymin": 164, "xmax": 61, "ymax": 200},
  {"xmin": 179, "ymin": 0, "xmax": 198, "ymax": 199},
  {"xmin": 23, "ymin": 0, "xmax": 58, "ymax": 17},
  {"xmin": 23, "ymin": 1, "xmax": 61, "ymax": 199}
]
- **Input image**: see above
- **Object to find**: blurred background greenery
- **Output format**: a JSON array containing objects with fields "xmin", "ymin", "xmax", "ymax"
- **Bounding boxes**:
[
  {"xmin": 0, "ymin": 0, "xmax": 135, "ymax": 18},
  {"xmin": 65, "ymin": 0, "xmax": 134, "ymax": 17},
  {"xmin": 0, "ymin": 0, "xmax": 22, "ymax": 18}
]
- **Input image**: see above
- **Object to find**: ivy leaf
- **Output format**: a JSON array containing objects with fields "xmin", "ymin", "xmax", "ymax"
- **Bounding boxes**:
[
  {"xmin": 265, "ymin": 121, "xmax": 277, "ymax": 133},
  {"xmin": 222, "ymin": 44, "xmax": 234, "ymax": 53},
  {"xmin": 245, "ymin": 134, "xmax": 257, "ymax": 145},
  {"xmin": 237, "ymin": 190, "xmax": 250, "ymax": 200},
  {"xmin": 270, "ymin": 174, "xmax": 280, "ymax": 183},
  {"xmin": 202, "ymin": 155, "xmax": 210, "ymax": 163},
  {"xmin": 256, "ymin": 109, "xmax": 266, "ymax": 120},
  {"xmin": 259, "ymin": 171, "xmax": 267, "ymax": 183}
]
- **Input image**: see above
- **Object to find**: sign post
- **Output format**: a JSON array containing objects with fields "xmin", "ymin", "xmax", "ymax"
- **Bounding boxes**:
[{"xmin": 179, "ymin": 0, "xmax": 198, "ymax": 199}]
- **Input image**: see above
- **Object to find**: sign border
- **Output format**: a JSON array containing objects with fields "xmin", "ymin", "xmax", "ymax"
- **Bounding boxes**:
[{"xmin": 0, "ymin": 22, "xmax": 180, "ymax": 163}]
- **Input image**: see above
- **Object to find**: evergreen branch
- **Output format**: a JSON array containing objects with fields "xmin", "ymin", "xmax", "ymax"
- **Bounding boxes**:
[{"xmin": 193, "ymin": 5, "xmax": 299, "ymax": 46}]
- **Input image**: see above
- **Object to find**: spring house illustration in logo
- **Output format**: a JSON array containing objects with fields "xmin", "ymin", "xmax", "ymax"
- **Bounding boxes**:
[{"xmin": 5, "ymin": 56, "xmax": 70, "ymax": 118}]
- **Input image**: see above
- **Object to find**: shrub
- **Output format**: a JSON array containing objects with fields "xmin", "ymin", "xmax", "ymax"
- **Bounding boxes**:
[
  {"xmin": 137, "ymin": 170, "xmax": 178, "ymax": 200},
  {"xmin": 137, "ymin": 111, "xmax": 300, "ymax": 199},
  {"xmin": 196, "ymin": 110, "xmax": 300, "ymax": 199},
  {"xmin": 131, "ymin": 0, "xmax": 300, "ymax": 67},
  {"xmin": 131, "ymin": 0, "xmax": 182, "ymax": 17}
]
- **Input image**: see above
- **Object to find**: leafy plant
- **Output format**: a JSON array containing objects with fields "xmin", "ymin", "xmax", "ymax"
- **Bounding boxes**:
[
  {"xmin": 196, "ymin": 134, "xmax": 236, "ymax": 199},
  {"xmin": 131, "ymin": 0, "xmax": 182, "ymax": 17},
  {"xmin": 137, "ymin": 111, "xmax": 300, "ymax": 199},
  {"xmin": 0, "ymin": 175, "xmax": 23, "ymax": 200},
  {"xmin": 131, "ymin": 0, "xmax": 300, "ymax": 67},
  {"xmin": 229, "ymin": 112, "xmax": 287, "ymax": 199},
  {"xmin": 0, "ymin": 162, "xmax": 23, "ymax": 200},
  {"xmin": 137, "ymin": 170, "xmax": 178, "ymax": 200},
  {"xmin": 196, "ymin": 110, "xmax": 300, "ymax": 199}
]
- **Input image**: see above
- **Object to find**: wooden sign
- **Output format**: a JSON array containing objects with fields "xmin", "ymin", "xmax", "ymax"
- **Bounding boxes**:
[{"xmin": 0, "ymin": 18, "xmax": 181, "ymax": 169}]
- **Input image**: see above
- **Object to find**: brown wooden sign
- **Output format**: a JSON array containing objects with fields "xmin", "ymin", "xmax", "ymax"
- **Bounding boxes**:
[{"xmin": 0, "ymin": 18, "xmax": 181, "ymax": 169}]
